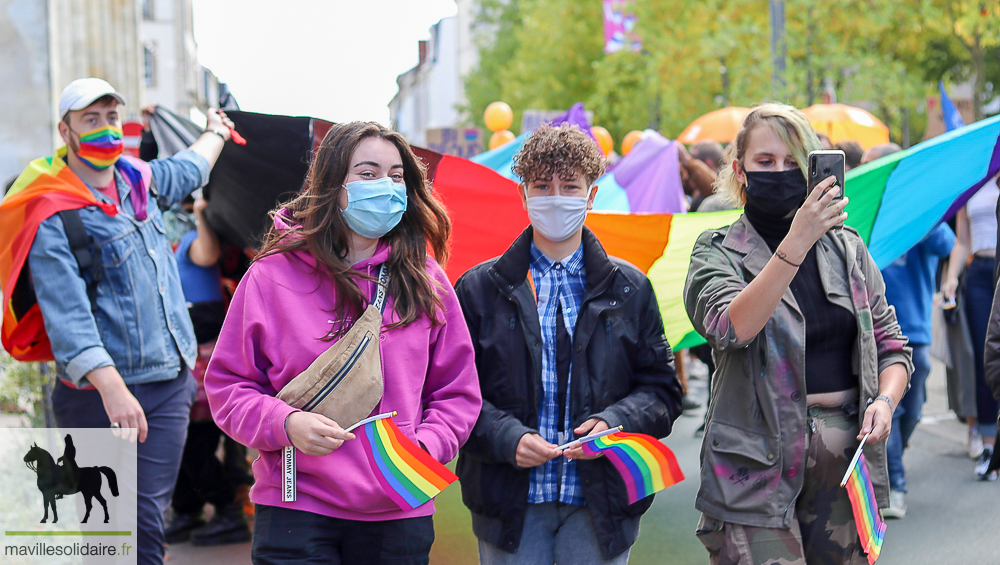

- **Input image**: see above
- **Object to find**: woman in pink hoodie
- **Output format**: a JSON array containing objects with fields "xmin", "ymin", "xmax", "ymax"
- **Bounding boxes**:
[{"xmin": 205, "ymin": 122, "xmax": 482, "ymax": 565}]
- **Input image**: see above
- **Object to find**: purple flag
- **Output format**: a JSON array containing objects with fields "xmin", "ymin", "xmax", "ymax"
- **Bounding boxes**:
[
  {"xmin": 610, "ymin": 132, "xmax": 685, "ymax": 213},
  {"xmin": 548, "ymin": 102, "xmax": 595, "ymax": 141}
]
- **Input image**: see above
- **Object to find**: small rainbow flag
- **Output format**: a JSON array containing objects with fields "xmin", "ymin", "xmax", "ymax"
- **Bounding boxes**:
[
  {"xmin": 842, "ymin": 453, "xmax": 886, "ymax": 564},
  {"xmin": 359, "ymin": 416, "xmax": 458, "ymax": 510},
  {"xmin": 581, "ymin": 432, "xmax": 684, "ymax": 503}
]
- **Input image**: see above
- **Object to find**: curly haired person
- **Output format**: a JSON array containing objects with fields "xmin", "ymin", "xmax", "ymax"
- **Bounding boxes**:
[{"xmin": 454, "ymin": 124, "xmax": 683, "ymax": 564}]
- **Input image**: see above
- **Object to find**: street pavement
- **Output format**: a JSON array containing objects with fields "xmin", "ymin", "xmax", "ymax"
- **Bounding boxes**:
[{"xmin": 158, "ymin": 357, "xmax": 1000, "ymax": 563}]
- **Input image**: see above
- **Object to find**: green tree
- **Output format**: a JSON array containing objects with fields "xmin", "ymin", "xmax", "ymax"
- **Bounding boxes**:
[
  {"xmin": 0, "ymin": 352, "xmax": 54, "ymax": 427},
  {"xmin": 461, "ymin": 0, "xmax": 992, "ymax": 148},
  {"xmin": 939, "ymin": 1, "xmax": 1000, "ymax": 119}
]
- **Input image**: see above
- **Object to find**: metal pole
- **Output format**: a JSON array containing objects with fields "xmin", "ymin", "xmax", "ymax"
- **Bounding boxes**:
[
  {"xmin": 805, "ymin": 5, "xmax": 814, "ymax": 105},
  {"xmin": 770, "ymin": 0, "xmax": 786, "ymax": 99}
]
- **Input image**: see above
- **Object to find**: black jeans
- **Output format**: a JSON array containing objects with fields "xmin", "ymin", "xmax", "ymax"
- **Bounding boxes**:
[{"xmin": 252, "ymin": 505, "xmax": 434, "ymax": 565}]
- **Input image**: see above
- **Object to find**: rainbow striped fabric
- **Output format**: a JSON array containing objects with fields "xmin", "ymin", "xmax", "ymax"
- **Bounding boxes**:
[
  {"xmin": 448, "ymin": 113, "xmax": 1000, "ymax": 351},
  {"xmin": 581, "ymin": 432, "xmax": 684, "ymax": 504},
  {"xmin": 843, "ymin": 454, "xmax": 886, "ymax": 564},
  {"xmin": 0, "ymin": 150, "xmax": 120, "ymax": 361},
  {"xmin": 76, "ymin": 126, "xmax": 125, "ymax": 170},
  {"xmin": 359, "ymin": 417, "xmax": 458, "ymax": 510}
]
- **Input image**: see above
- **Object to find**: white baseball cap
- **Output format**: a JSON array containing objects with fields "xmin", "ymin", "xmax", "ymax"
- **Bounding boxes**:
[{"xmin": 58, "ymin": 78, "xmax": 126, "ymax": 118}]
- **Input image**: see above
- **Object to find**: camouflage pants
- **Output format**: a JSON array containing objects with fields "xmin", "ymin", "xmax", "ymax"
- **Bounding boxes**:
[{"xmin": 696, "ymin": 404, "xmax": 868, "ymax": 565}]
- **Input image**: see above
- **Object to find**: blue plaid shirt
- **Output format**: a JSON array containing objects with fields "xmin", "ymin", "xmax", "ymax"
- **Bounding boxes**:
[{"xmin": 527, "ymin": 242, "xmax": 587, "ymax": 506}]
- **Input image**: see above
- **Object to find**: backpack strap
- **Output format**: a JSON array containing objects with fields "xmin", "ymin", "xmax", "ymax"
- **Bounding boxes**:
[{"xmin": 57, "ymin": 209, "xmax": 102, "ymax": 311}]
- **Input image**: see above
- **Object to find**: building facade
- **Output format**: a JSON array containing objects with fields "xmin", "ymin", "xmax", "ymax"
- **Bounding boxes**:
[
  {"xmin": 0, "ymin": 0, "xmax": 218, "ymax": 185},
  {"xmin": 389, "ymin": 16, "xmax": 462, "ymax": 147}
]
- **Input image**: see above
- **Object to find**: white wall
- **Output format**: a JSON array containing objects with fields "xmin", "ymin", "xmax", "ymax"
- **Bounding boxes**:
[{"xmin": 141, "ymin": 0, "xmax": 199, "ymax": 116}]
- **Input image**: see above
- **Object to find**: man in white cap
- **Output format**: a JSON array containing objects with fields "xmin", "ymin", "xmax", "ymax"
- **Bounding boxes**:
[{"xmin": 2, "ymin": 77, "xmax": 234, "ymax": 564}]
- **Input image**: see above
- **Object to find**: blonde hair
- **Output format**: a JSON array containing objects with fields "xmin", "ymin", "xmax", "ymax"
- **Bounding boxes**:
[{"xmin": 714, "ymin": 103, "xmax": 821, "ymax": 207}]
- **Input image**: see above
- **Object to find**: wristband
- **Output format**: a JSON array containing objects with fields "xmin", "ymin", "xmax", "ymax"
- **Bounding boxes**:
[
  {"xmin": 774, "ymin": 250, "xmax": 802, "ymax": 268},
  {"xmin": 873, "ymin": 395, "xmax": 894, "ymax": 412},
  {"xmin": 206, "ymin": 128, "xmax": 228, "ymax": 141}
]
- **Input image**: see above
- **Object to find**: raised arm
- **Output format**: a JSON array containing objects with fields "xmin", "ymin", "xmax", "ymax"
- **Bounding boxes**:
[
  {"xmin": 943, "ymin": 207, "xmax": 971, "ymax": 300},
  {"xmin": 727, "ymin": 178, "xmax": 847, "ymax": 341},
  {"xmin": 187, "ymin": 196, "xmax": 222, "ymax": 267}
]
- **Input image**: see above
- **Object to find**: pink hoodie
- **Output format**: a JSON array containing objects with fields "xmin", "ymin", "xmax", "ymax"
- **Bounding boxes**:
[{"xmin": 205, "ymin": 223, "xmax": 481, "ymax": 522}]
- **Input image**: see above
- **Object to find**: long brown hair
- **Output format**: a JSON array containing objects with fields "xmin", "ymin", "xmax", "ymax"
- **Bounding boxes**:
[{"xmin": 256, "ymin": 122, "xmax": 452, "ymax": 337}]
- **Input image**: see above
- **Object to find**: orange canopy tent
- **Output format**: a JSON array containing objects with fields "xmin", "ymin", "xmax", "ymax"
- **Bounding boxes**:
[
  {"xmin": 677, "ymin": 107, "xmax": 751, "ymax": 145},
  {"xmin": 802, "ymin": 103, "xmax": 889, "ymax": 150}
]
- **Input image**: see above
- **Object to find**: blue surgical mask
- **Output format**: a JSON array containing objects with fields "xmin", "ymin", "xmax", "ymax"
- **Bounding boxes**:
[{"xmin": 341, "ymin": 177, "xmax": 408, "ymax": 239}]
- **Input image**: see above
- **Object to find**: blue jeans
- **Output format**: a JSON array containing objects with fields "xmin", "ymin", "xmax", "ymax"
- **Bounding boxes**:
[
  {"xmin": 477, "ymin": 502, "xmax": 634, "ymax": 565},
  {"xmin": 966, "ymin": 257, "xmax": 1000, "ymax": 437},
  {"xmin": 886, "ymin": 344, "xmax": 931, "ymax": 492},
  {"xmin": 52, "ymin": 371, "xmax": 195, "ymax": 565}
]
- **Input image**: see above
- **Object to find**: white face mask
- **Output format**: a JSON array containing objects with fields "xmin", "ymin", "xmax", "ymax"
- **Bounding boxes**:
[{"xmin": 525, "ymin": 187, "xmax": 592, "ymax": 243}]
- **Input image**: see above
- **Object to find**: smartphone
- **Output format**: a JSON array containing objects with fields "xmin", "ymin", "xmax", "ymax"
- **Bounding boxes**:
[{"xmin": 808, "ymin": 150, "xmax": 846, "ymax": 228}]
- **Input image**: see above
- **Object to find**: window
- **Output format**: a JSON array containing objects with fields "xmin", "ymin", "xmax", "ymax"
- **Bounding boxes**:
[{"xmin": 143, "ymin": 42, "xmax": 157, "ymax": 87}]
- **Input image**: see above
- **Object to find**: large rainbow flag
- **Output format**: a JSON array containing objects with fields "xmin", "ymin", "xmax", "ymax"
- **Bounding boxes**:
[
  {"xmin": 422, "ymin": 142, "xmax": 745, "ymax": 349},
  {"xmin": 0, "ymin": 150, "xmax": 120, "ymax": 361},
  {"xmin": 428, "ymin": 113, "xmax": 1000, "ymax": 350},
  {"xmin": 842, "ymin": 453, "xmax": 886, "ymax": 564},
  {"xmin": 359, "ymin": 416, "xmax": 459, "ymax": 511},
  {"xmin": 581, "ymin": 431, "xmax": 684, "ymax": 503}
]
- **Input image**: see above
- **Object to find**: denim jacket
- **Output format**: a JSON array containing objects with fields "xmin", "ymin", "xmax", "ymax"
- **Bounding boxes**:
[
  {"xmin": 684, "ymin": 216, "xmax": 912, "ymax": 529},
  {"xmin": 28, "ymin": 151, "xmax": 209, "ymax": 387}
]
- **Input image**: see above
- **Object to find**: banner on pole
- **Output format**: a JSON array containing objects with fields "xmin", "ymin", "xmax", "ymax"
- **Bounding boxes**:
[{"xmin": 602, "ymin": 0, "xmax": 642, "ymax": 54}]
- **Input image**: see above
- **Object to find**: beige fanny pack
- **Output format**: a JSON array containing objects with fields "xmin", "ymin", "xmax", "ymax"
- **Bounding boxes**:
[{"xmin": 277, "ymin": 263, "xmax": 389, "ymax": 430}]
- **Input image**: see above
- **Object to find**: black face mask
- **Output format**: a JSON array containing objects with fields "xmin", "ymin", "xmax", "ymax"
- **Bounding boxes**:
[{"xmin": 743, "ymin": 169, "xmax": 808, "ymax": 222}]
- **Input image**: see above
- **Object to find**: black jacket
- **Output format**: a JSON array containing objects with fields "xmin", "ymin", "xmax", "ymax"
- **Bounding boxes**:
[{"xmin": 454, "ymin": 227, "xmax": 683, "ymax": 559}]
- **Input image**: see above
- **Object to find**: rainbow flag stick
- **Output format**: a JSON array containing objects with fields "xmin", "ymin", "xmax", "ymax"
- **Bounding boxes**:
[
  {"xmin": 840, "ymin": 430, "xmax": 873, "ymax": 487},
  {"xmin": 556, "ymin": 426, "xmax": 623, "ymax": 451},
  {"xmin": 359, "ymin": 415, "xmax": 458, "ymax": 510},
  {"xmin": 345, "ymin": 411, "xmax": 396, "ymax": 433}
]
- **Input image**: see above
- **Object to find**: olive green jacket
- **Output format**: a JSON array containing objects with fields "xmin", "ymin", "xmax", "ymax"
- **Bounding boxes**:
[{"xmin": 684, "ymin": 216, "xmax": 912, "ymax": 529}]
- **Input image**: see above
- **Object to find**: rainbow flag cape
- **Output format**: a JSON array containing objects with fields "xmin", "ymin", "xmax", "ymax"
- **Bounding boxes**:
[
  {"xmin": 0, "ymin": 149, "xmax": 122, "ymax": 361},
  {"xmin": 581, "ymin": 431, "xmax": 684, "ymax": 503},
  {"xmin": 843, "ymin": 454, "xmax": 886, "ymax": 564},
  {"xmin": 359, "ymin": 416, "xmax": 458, "ymax": 510}
]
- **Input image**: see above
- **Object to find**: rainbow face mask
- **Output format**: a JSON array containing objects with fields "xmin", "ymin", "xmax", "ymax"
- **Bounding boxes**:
[{"xmin": 71, "ymin": 125, "xmax": 125, "ymax": 170}]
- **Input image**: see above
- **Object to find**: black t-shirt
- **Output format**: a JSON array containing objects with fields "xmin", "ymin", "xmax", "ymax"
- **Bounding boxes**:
[{"xmin": 749, "ymin": 215, "xmax": 858, "ymax": 394}]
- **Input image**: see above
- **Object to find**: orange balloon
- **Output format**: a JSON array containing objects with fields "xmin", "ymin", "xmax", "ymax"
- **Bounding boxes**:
[
  {"xmin": 489, "ymin": 130, "xmax": 516, "ymax": 150},
  {"xmin": 484, "ymin": 101, "xmax": 514, "ymax": 132},
  {"xmin": 622, "ymin": 130, "xmax": 644, "ymax": 156},
  {"xmin": 591, "ymin": 126, "xmax": 613, "ymax": 156}
]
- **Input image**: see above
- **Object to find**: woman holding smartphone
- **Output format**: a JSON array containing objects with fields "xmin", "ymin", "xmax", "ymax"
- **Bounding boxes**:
[
  {"xmin": 684, "ymin": 103, "xmax": 911, "ymax": 565},
  {"xmin": 205, "ymin": 122, "xmax": 482, "ymax": 565}
]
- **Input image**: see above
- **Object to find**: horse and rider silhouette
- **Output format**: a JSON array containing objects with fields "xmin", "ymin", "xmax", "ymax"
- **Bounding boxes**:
[{"xmin": 22, "ymin": 434, "xmax": 119, "ymax": 524}]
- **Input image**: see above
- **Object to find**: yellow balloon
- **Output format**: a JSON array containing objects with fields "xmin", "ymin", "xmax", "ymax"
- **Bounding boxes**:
[
  {"xmin": 591, "ymin": 126, "xmax": 613, "ymax": 156},
  {"xmin": 484, "ymin": 102, "xmax": 514, "ymax": 133},
  {"xmin": 622, "ymin": 130, "xmax": 644, "ymax": 156},
  {"xmin": 489, "ymin": 130, "xmax": 516, "ymax": 150}
]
